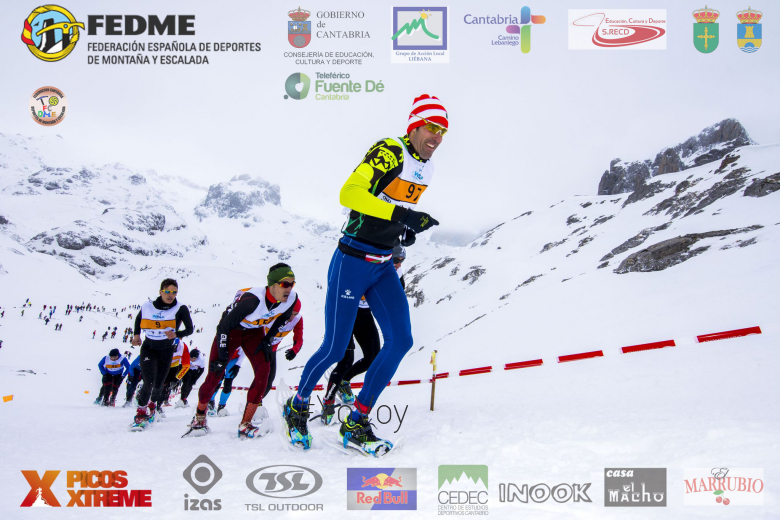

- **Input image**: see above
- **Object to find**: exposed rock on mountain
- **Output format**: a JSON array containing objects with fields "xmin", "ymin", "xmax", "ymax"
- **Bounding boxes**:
[{"xmin": 598, "ymin": 119, "xmax": 756, "ymax": 195}]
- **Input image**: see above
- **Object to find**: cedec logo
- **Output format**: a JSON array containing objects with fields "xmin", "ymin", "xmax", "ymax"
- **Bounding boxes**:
[
  {"xmin": 284, "ymin": 72, "xmax": 311, "ymax": 100},
  {"xmin": 21, "ymin": 470, "xmax": 151, "ymax": 507},
  {"xmin": 21, "ymin": 5, "xmax": 85, "ymax": 62}
]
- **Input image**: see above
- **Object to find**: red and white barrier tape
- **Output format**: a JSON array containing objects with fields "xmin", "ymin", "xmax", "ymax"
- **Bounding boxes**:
[{"xmin": 226, "ymin": 326, "xmax": 763, "ymax": 391}]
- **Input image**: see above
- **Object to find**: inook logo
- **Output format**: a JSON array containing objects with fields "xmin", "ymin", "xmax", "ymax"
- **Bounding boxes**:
[
  {"xmin": 465, "ymin": 6, "xmax": 546, "ymax": 53},
  {"xmin": 21, "ymin": 5, "xmax": 84, "ymax": 62},
  {"xmin": 284, "ymin": 72, "xmax": 311, "ymax": 100},
  {"xmin": 182, "ymin": 455, "xmax": 223, "ymax": 511},
  {"xmin": 21, "ymin": 470, "xmax": 151, "ymax": 508},
  {"xmin": 438, "ymin": 465, "xmax": 488, "ymax": 515},
  {"xmin": 499, "ymin": 482, "xmax": 591, "ymax": 504},
  {"xmin": 693, "ymin": 5, "xmax": 720, "ymax": 53},
  {"xmin": 569, "ymin": 9, "xmax": 667, "ymax": 50},
  {"xmin": 604, "ymin": 468, "xmax": 666, "ymax": 508},
  {"xmin": 288, "ymin": 7, "xmax": 312, "ymax": 48},
  {"xmin": 684, "ymin": 467, "xmax": 764, "ymax": 506},
  {"xmin": 245, "ymin": 465, "xmax": 324, "ymax": 512},
  {"xmin": 391, "ymin": 7, "xmax": 449, "ymax": 63},
  {"xmin": 348, "ymin": 468, "xmax": 416, "ymax": 510}
]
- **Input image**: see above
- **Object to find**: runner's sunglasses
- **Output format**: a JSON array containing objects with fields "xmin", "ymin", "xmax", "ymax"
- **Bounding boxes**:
[
  {"xmin": 410, "ymin": 113, "xmax": 448, "ymax": 136},
  {"xmin": 161, "ymin": 290, "xmax": 178, "ymax": 294},
  {"xmin": 277, "ymin": 280, "xmax": 295, "ymax": 288}
]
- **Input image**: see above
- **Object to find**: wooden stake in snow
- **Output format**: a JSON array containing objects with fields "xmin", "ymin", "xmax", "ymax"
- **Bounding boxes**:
[{"xmin": 430, "ymin": 350, "xmax": 437, "ymax": 412}]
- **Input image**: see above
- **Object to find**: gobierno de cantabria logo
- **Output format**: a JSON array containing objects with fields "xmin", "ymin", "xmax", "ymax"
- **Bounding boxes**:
[{"xmin": 21, "ymin": 5, "xmax": 84, "ymax": 62}]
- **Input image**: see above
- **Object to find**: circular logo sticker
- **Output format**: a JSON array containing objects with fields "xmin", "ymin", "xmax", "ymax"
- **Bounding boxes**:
[
  {"xmin": 21, "ymin": 5, "xmax": 84, "ymax": 62},
  {"xmin": 30, "ymin": 86, "xmax": 68, "ymax": 126}
]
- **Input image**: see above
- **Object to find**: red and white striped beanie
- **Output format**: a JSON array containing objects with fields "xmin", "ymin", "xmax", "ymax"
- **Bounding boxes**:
[{"xmin": 407, "ymin": 94, "xmax": 448, "ymax": 135}]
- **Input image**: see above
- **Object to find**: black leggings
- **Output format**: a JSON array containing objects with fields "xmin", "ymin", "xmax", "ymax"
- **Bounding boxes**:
[
  {"xmin": 325, "ymin": 307, "xmax": 380, "ymax": 401},
  {"xmin": 264, "ymin": 352, "xmax": 277, "ymax": 398},
  {"xmin": 156, "ymin": 366, "xmax": 179, "ymax": 408},
  {"xmin": 125, "ymin": 372, "xmax": 141, "ymax": 402},
  {"xmin": 136, "ymin": 342, "xmax": 175, "ymax": 407},
  {"xmin": 181, "ymin": 367, "xmax": 204, "ymax": 400},
  {"xmin": 100, "ymin": 373, "xmax": 124, "ymax": 402}
]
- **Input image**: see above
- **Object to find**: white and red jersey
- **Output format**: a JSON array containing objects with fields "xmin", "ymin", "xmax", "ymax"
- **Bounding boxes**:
[
  {"xmin": 170, "ymin": 340, "xmax": 191, "ymax": 368},
  {"xmin": 189, "ymin": 352, "xmax": 206, "ymax": 370},
  {"xmin": 229, "ymin": 346, "xmax": 246, "ymax": 367}
]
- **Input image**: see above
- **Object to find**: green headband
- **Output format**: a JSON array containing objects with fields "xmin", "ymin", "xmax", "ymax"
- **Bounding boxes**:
[{"xmin": 267, "ymin": 266, "xmax": 295, "ymax": 286}]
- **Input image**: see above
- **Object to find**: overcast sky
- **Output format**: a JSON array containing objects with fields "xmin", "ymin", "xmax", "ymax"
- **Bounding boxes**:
[{"xmin": 2, "ymin": 0, "xmax": 777, "ymax": 238}]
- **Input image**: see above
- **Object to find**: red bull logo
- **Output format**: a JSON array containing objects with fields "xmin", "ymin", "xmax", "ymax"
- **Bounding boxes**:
[{"xmin": 348, "ymin": 468, "xmax": 416, "ymax": 510}]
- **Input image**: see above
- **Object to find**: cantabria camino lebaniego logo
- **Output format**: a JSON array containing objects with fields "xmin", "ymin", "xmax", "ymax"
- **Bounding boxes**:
[
  {"xmin": 21, "ymin": 5, "xmax": 84, "ymax": 62},
  {"xmin": 284, "ymin": 72, "xmax": 311, "ymax": 100}
]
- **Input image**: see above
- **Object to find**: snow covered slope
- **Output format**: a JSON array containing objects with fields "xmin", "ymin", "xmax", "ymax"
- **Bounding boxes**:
[{"xmin": 0, "ymin": 129, "xmax": 778, "ymax": 519}]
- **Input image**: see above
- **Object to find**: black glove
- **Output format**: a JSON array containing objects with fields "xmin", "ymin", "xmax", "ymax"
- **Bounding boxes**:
[
  {"xmin": 285, "ymin": 348, "xmax": 297, "ymax": 361},
  {"xmin": 209, "ymin": 359, "xmax": 227, "ymax": 373},
  {"xmin": 401, "ymin": 229, "xmax": 416, "ymax": 247},
  {"xmin": 255, "ymin": 338, "xmax": 273, "ymax": 362},
  {"xmin": 402, "ymin": 209, "xmax": 439, "ymax": 233}
]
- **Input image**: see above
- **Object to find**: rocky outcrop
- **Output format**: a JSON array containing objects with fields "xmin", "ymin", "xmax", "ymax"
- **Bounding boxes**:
[
  {"xmin": 598, "ymin": 159, "xmax": 651, "ymax": 195},
  {"xmin": 622, "ymin": 179, "xmax": 676, "ymax": 207},
  {"xmin": 600, "ymin": 222, "xmax": 671, "ymax": 261},
  {"xmin": 194, "ymin": 177, "xmax": 281, "ymax": 220},
  {"xmin": 614, "ymin": 225, "xmax": 762, "ymax": 274},
  {"xmin": 744, "ymin": 172, "xmax": 780, "ymax": 198},
  {"xmin": 598, "ymin": 119, "xmax": 756, "ymax": 195}
]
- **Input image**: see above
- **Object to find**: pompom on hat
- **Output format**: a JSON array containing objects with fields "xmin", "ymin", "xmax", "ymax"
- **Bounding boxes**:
[{"xmin": 407, "ymin": 94, "xmax": 448, "ymax": 135}]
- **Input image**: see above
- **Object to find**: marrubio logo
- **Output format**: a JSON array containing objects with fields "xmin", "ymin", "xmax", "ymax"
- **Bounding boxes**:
[
  {"xmin": 284, "ymin": 72, "xmax": 311, "ymax": 100},
  {"xmin": 22, "ymin": 5, "xmax": 84, "ymax": 62},
  {"xmin": 21, "ymin": 470, "xmax": 151, "ymax": 507}
]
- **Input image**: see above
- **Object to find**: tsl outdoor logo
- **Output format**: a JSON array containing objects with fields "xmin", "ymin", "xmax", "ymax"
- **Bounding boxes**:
[
  {"xmin": 347, "ymin": 468, "xmax": 416, "ymax": 510},
  {"xmin": 737, "ymin": 7, "xmax": 762, "ymax": 53},
  {"xmin": 288, "ymin": 7, "xmax": 312, "ymax": 48},
  {"xmin": 684, "ymin": 467, "xmax": 764, "ymax": 506},
  {"xmin": 21, "ymin": 470, "xmax": 151, "ymax": 507},
  {"xmin": 21, "ymin": 5, "xmax": 84, "ymax": 62},
  {"xmin": 693, "ymin": 5, "xmax": 720, "ymax": 53},
  {"xmin": 569, "ymin": 9, "xmax": 667, "ymax": 50}
]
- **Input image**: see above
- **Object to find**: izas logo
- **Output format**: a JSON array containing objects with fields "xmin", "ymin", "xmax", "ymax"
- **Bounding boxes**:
[{"xmin": 284, "ymin": 72, "xmax": 311, "ymax": 100}]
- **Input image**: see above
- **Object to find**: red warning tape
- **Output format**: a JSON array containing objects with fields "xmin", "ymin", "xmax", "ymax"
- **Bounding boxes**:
[
  {"xmin": 558, "ymin": 350, "xmax": 604, "ymax": 363},
  {"xmin": 621, "ymin": 340, "xmax": 676, "ymax": 354},
  {"xmin": 227, "ymin": 325, "xmax": 764, "ymax": 392},
  {"xmin": 696, "ymin": 326, "xmax": 762, "ymax": 343}
]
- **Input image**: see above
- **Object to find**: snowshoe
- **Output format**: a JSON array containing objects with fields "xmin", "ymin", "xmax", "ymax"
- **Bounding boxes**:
[
  {"xmin": 317, "ymin": 400, "xmax": 336, "ymax": 426},
  {"xmin": 129, "ymin": 407, "xmax": 151, "ymax": 432},
  {"xmin": 339, "ymin": 414, "xmax": 393, "ymax": 457},
  {"xmin": 93, "ymin": 397, "xmax": 102, "ymax": 406},
  {"xmin": 337, "ymin": 381, "xmax": 355, "ymax": 405},
  {"xmin": 283, "ymin": 397, "xmax": 312, "ymax": 450},
  {"xmin": 252, "ymin": 406, "xmax": 273, "ymax": 433},
  {"xmin": 122, "ymin": 400, "xmax": 134, "ymax": 408},
  {"xmin": 175, "ymin": 399, "xmax": 188, "ymax": 409},
  {"xmin": 238, "ymin": 421, "xmax": 269, "ymax": 439},
  {"xmin": 207, "ymin": 401, "xmax": 217, "ymax": 417},
  {"xmin": 217, "ymin": 404, "xmax": 230, "ymax": 417},
  {"xmin": 147, "ymin": 402, "xmax": 157, "ymax": 423},
  {"xmin": 108, "ymin": 398, "xmax": 116, "ymax": 407},
  {"xmin": 182, "ymin": 413, "xmax": 210, "ymax": 438}
]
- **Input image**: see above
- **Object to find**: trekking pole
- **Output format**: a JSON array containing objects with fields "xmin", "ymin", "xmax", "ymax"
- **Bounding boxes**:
[{"xmin": 430, "ymin": 350, "xmax": 437, "ymax": 412}]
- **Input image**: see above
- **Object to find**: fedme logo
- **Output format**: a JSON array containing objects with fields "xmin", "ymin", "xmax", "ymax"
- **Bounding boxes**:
[{"xmin": 21, "ymin": 470, "xmax": 151, "ymax": 507}]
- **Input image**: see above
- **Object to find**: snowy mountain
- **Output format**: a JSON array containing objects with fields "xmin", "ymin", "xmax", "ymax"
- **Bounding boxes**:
[
  {"xmin": 598, "ymin": 119, "xmax": 756, "ymax": 195},
  {"xmin": 0, "ymin": 127, "xmax": 778, "ymax": 518}
]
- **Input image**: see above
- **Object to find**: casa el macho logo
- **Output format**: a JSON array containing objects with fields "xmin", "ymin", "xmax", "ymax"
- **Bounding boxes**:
[{"xmin": 21, "ymin": 5, "xmax": 84, "ymax": 62}]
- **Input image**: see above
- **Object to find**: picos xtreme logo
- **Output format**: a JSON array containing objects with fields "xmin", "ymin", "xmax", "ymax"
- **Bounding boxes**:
[{"xmin": 21, "ymin": 470, "xmax": 151, "ymax": 507}]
